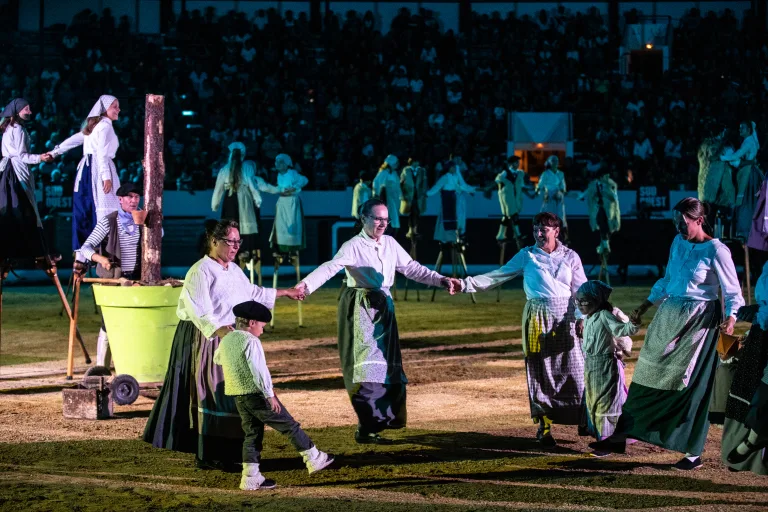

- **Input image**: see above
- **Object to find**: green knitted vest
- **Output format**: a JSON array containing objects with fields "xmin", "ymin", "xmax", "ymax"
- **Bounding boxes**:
[{"xmin": 214, "ymin": 331, "xmax": 260, "ymax": 396}]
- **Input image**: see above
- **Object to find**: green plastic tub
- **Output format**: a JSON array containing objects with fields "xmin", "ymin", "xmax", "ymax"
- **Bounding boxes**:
[{"xmin": 93, "ymin": 284, "xmax": 182, "ymax": 384}]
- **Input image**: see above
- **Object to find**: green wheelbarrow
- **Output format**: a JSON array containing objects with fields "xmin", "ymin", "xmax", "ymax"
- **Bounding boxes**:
[{"xmin": 82, "ymin": 283, "xmax": 182, "ymax": 405}]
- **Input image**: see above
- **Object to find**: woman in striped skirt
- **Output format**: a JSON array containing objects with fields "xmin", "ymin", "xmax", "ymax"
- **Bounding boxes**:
[{"xmin": 461, "ymin": 212, "xmax": 587, "ymax": 447}]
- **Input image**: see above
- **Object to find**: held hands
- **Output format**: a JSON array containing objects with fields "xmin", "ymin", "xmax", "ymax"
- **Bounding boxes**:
[
  {"xmin": 284, "ymin": 284, "xmax": 306, "ymax": 301},
  {"xmin": 440, "ymin": 277, "xmax": 462, "ymax": 295},
  {"xmin": 40, "ymin": 153, "xmax": 54, "ymax": 163},
  {"xmin": 268, "ymin": 394, "xmax": 282, "ymax": 414},
  {"xmin": 720, "ymin": 316, "xmax": 736, "ymax": 336},
  {"xmin": 629, "ymin": 302, "xmax": 650, "ymax": 325}
]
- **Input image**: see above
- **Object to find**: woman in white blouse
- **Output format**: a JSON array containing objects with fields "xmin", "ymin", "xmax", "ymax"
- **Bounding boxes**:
[
  {"xmin": 212, "ymin": 142, "xmax": 284, "ymax": 266},
  {"xmin": 372, "ymin": 154, "xmax": 402, "ymax": 233},
  {"xmin": 461, "ymin": 212, "xmax": 587, "ymax": 447},
  {"xmin": 427, "ymin": 162, "xmax": 476, "ymax": 243},
  {"xmin": 297, "ymin": 198, "xmax": 453, "ymax": 444},
  {"xmin": 51, "ymin": 95, "xmax": 122, "ymax": 255},
  {"xmin": 591, "ymin": 198, "xmax": 744, "ymax": 471},
  {"xmin": 0, "ymin": 98, "xmax": 54, "ymax": 260},
  {"xmin": 269, "ymin": 153, "xmax": 308, "ymax": 253},
  {"xmin": 721, "ymin": 121, "xmax": 763, "ymax": 240},
  {"xmin": 144, "ymin": 219, "xmax": 304, "ymax": 471}
]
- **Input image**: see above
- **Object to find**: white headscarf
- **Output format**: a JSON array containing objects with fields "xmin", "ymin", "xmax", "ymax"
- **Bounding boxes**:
[
  {"xmin": 228, "ymin": 142, "xmax": 247, "ymax": 161},
  {"xmin": 275, "ymin": 153, "xmax": 293, "ymax": 167},
  {"xmin": 87, "ymin": 95, "xmax": 117, "ymax": 119},
  {"xmin": 546, "ymin": 155, "xmax": 559, "ymax": 170}
]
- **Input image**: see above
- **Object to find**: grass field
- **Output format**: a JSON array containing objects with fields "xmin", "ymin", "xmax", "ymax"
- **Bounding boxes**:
[{"xmin": 1, "ymin": 280, "xmax": 766, "ymax": 511}]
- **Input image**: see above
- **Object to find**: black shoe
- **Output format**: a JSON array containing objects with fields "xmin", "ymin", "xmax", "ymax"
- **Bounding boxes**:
[
  {"xmin": 354, "ymin": 429, "xmax": 392, "ymax": 445},
  {"xmin": 577, "ymin": 425, "xmax": 591, "ymax": 437},
  {"xmin": 539, "ymin": 434, "xmax": 557, "ymax": 448},
  {"xmin": 672, "ymin": 456, "xmax": 702, "ymax": 471},
  {"xmin": 727, "ymin": 437, "xmax": 768, "ymax": 464},
  {"xmin": 259, "ymin": 479, "xmax": 277, "ymax": 489},
  {"xmin": 588, "ymin": 438, "xmax": 626, "ymax": 454}
]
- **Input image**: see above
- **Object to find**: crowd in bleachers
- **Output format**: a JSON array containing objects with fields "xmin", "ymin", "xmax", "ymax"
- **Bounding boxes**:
[{"xmin": 6, "ymin": 4, "xmax": 766, "ymax": 198}]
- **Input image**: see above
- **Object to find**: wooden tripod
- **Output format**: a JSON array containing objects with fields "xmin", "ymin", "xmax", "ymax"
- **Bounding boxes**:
[
  {"xmin": 271, "ymin": 251, "xmax": 303, "ymax": 328},
  {"xmin": 403, "ymin": 236, "xmax": 420, "ymax": 301},
  {"xmin": 431, "ymin": 242, "xmax": 476, "ymax": 304},
  {"xmin": 0, "ymin": 257, "xmax": 91, "ymax": 376}
]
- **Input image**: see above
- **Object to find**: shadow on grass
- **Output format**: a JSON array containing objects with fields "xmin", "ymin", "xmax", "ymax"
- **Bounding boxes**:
[
  {"xmin": 276, "ymin": 376, "xmax": 346, "ymax": 391},
  {"xmin": 112, "ymin": 409, "xmax": 151, "ymax": 419}
]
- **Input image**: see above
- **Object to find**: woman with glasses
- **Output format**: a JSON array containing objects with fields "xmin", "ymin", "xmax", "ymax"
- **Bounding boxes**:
[
  {"xmin": 297, "ymin": 198, "xmax": 455, "ymax": 444},
  {"xmin": 144, "ymin": 219, "xmax": 305, "ymax": 472},
  {"xmin": 460, "ymin": 212, "xmax": 587, "ymax": 447},
  {"xmin": 590, "ymin": 197, "xmax": 744, "ymax": 471}
]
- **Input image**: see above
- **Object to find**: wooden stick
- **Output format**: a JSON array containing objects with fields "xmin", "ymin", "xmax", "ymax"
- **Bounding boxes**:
[
  {"xmin": 66, "ymin": 278, "xmax": 81, "ymax": 380},
  {"xmin": 51, "ymin": 271, "xmax": 90, "ymax": 362},
  {"xmin": 249, "ymin": 257, "xmax": 255, "ymax": 285},
  {"xmin": 271, "ymin": 256, "xmax": 280, "ymax": 328},
  {"xmin": 82, "ymin": 277, "xmax": 127, "ymax": 284},
  {"xmin": 0, "ymin": 267, "xmax": 4, "ymax": 372},
  {"xmin": 459, "ymin": 251, "xmax": 477, "ymax": 304},
  {"xmin": 256, "ymin": 249, "xmax": 262, "ymax": 287}
]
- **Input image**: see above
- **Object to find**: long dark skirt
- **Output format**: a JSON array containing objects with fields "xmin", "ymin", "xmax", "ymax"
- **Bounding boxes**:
[
  {"xmin": 618, "ymin": 298, "xmax": 720, "ymax": 455},
  {"xmin": 143, "ymin": 320, "xmax": 243, "ymax": 463},
  {"xmin": 734, "ymin": 163, "xmax": 763, "ymax": 240},
  {"xmin": 338, "ymin": 287, "xmax": 407, "ymax": 433},
  {"xmin": 72, "ymin": 156, "xmax": 96, "ymax": 251},
  {"xmin": 0, "ymin": 162, "xmax": 47, "ymax": 259},
  {"xmin": 721, "ymin": 326, "xmax": 768, "ymax": 474}
]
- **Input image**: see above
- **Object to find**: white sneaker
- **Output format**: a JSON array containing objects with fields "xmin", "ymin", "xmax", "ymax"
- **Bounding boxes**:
[
  {"xmin": 301, "ymin": 446, "xmax": 335, "ymax": 474},
  {"xmin": 240, "ymin": 463, "xmax": 277, "ymax": 490}
]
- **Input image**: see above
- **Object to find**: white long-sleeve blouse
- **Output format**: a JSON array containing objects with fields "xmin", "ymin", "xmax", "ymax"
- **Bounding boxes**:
[
  {"xmin": 463, "ymin": 241, "xmax": 587, "ymax": 301},
  {"xmin": 648, "ymin": 235, "xmax": 744, "ymax": 319},
  {"xmin": 301, "ymin": 230, "xmax": 445, "ymax": 296},
  {"xmin": 177, "ymin": 256, "xmax": 277, "ymax": 338}
]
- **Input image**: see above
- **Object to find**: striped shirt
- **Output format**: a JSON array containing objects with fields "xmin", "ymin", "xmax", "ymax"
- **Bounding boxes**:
[{"xmin": 80, "ymin": 214, "xmax": 141, "ymax": 275}]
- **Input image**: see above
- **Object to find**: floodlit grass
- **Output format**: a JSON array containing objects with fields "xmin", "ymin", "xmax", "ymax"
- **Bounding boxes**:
[
  {"xmin": 0, "ymin": 429, "xmax": 759, "ymax": 511},
  {"xmin": 0, "ymin": 279, "xmax": 656, "ymax": 366}
]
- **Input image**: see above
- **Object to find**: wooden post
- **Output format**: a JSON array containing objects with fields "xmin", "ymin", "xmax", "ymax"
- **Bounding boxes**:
[
  {"xmin": 142, "ymin": 94, "xmax": 165, "ymax": 284},
  {"xmin": 66, "ymin": 278, "xmax": 81, "ymax": 380}
]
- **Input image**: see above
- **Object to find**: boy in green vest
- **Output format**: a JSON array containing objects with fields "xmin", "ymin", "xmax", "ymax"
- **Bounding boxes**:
[{"xmin": 213, "ymin": 300, "xmax": 334, "ymax": 490}]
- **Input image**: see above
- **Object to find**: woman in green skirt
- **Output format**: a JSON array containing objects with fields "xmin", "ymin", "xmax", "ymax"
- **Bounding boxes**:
[
  {"xmin": 298, "ymin": 198, "xmax": 454, "ymax": 444},
  {"xmin": 591, "ymin": 197, "xmax": 744, "ymax": 470}
]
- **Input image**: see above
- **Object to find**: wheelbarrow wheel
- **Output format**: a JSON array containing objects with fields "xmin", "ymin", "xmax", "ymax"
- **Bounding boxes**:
[
  {"xmin": 111, "ymin": 374, "xmax": 140, "ymax": 405},
  {"xmin": 84, "ymin": 366, "xmax": 112, "ymax": 379}
]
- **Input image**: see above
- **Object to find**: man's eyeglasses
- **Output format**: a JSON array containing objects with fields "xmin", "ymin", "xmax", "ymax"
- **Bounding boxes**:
[
  {"xmin": 218, "ymin": 238, "xmax": 243, "ymax": 247},
  {"xmin": 367, "ymin": 216, "xmax": 390, "ymax": 224}
]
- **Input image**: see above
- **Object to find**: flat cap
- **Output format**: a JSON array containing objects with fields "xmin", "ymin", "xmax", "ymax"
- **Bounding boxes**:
[{"xmin": 232, "ymin": 301, "xmax": 272, "ymax": 323}]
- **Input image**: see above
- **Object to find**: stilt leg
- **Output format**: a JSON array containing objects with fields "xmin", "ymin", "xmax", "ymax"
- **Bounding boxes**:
[
  {"xmin": 745, "ymin": 244, "xmax": 752, "ymax": 305},
  {"xmin": 459, "ymin": 251, "xmax": 477, "ymax": 304},
  {"xmin": 294, "ymin": 252, "xmax": 303, "ymax": 327},
  {"xmin": 66, "ymin": 278, "xmax": 81, "ymax": 380},
  {"xmin": 249, "ymin": 257, "xmax": 255, "ymax": 285},
  {"xmin": 256, "ymin": 249, "xmax": 262, "ymax": 287},
  {"xmin": 271, "ymin": 256, "xmax": 280, "ymax": 328},
  {"xmin": 431, "ymin": 250, "xmax": 444, "ymax": 302},
  {"xmin": 497, "ymin": 243, "xmax": 506, "ymax": 303}
]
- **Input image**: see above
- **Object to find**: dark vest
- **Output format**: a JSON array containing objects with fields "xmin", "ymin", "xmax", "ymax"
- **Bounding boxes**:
[{"xmin": 96, "ymin": 211, "xmax": 141, "ymax": 279}]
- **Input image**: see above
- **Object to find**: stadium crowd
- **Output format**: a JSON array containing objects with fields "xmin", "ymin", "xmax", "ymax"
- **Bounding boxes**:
[{"xmin": 4, "ymin": 4, "xmax": 766, "ymax": 198}]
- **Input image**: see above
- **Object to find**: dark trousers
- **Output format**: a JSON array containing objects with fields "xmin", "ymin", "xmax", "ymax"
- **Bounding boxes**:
[{"xmin": 234, "ymin": 393, "xmax": 313, "ymax": 464}]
